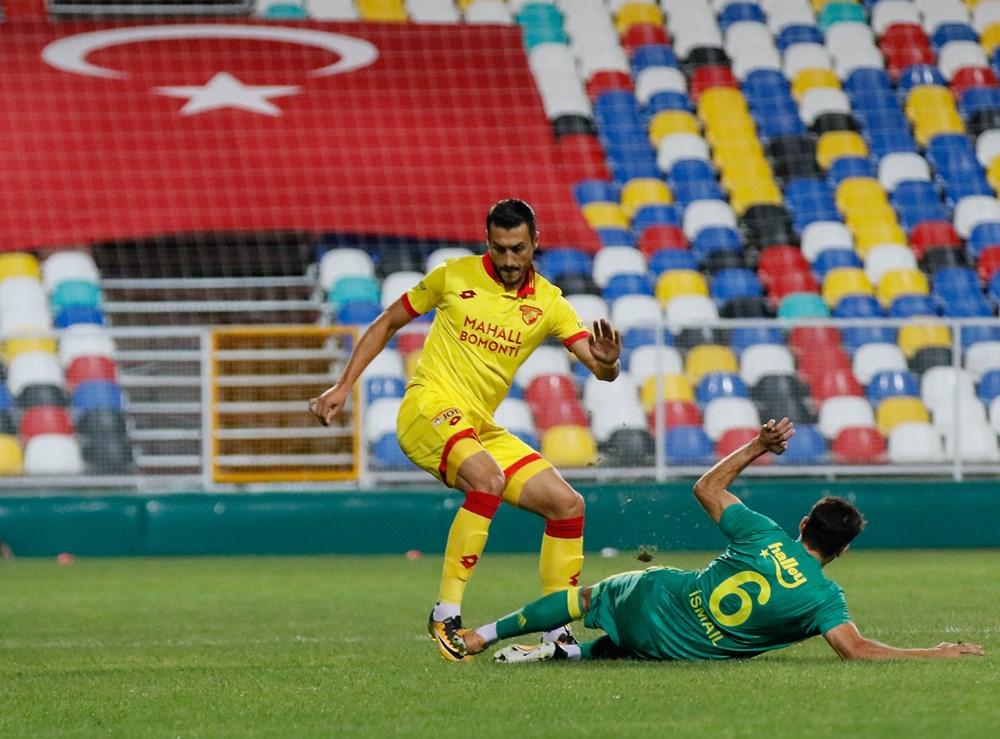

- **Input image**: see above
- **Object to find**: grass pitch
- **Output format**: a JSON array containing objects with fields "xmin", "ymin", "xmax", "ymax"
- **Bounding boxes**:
[{"xmin": 1, "ymin": 549, "xmax": 995, "ymax": 738}]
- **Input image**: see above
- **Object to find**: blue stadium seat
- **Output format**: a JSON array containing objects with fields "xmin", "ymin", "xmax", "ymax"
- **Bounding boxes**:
[
  {"xmin": 371, "ymin": 433, "xmax": 412, "ymax": 470},
  {"xmin": 864, "ymin": 129, "xmax": 919, "ymax": 158},
  {"xmin": 866, "ymin": 369, "xmax": 920, "ymax": 404},
  {"xmin": 930, "ymin": 23, "xmax": 980, "ymax": 54},
  {"xmin": 775, "ymin": 25, "xmax": 824, "ymax": 53},
  {"xmin": 573, "ymin": 180, "xmax": 619, "ymax": 206},
  {"xmin": 826, "ymin": 157, "xmax": 877, "ymax": 189},
  {"xmin": 833, "ymin": 295, "xmax": 884, "ymax": 319},
  {"xmin": 932, "ymin": 268, "xmax": 982, "ymax": 302},
  {"xmin": 512, "ymin": 429, "xmax": 540, "ymax": 450},
  {"xmin": 812, "ymin": 249, "xmax": 863, "ymax": 281},
  {"xmin": 730, "ymin": 326, "xmax": 784, "ymax": 355},
  {"xmin": 959, "ymin": 87, "xmax": 1000, "ymax": 120},
  {"xmin": 644, "ymin": 90, "xmax": 693, "ymax": 116},
  {"xmin": 664, "ymin": 426, "xmax": 714, "ymax": 465},
  {"xmin": 888, "ymin": 294, "xmax": 938, "ymax": 317},
  {"xmin": 648, "ymin": 248, "xmax": 698, "ymax": 275},
  {"xmin": 632, "ymin": 204, "xmax": 681, "ymax": 237},
  {"xmin": 538, "ymin": 249, "xmax": 592, "ymax": 280},
  {"xmin": 71, "ymin": 380, "xmax": 124, "ymax": 420},
  {"xmin": 696, "ymin": 372, "xmax": 749, "ymax": 405},
  {"xmin": 717, "ymin": 2, "xmax": 766, "ymax": 31},
  {"xmin": 631, "ymin": 44, "xmax": 679, "ymax": 75},
  {"xmin": 990, "ymin": 271, "xmax": 1000, "ymax": 305},
  {"xmin": 622, "ymin": 325, "xmax": 674, "ymax": 353},
  {"xmin": 595, "ymin": 227, "xmax": 637, "ymax": 248},
  {"xmin": 959, "ymin": 322, "xmax": 1000, "ymax": 348},
  {"xmin": 366, "ymin": 376, "xmax": 406, "ymax": 402},
  {"xmin": 978, "ymin": 368, "xmax": 1000, "ymax": 404},
  {"xmin": 896, "ymin": 65, "xmax": 947, "ymax": 96},
  {"xmin": 968, "ymin": 222, "xmax": 1000, "ymax": 258},
  {"xmin": 843, "ymin": 68, "xmax": 893, "ymax": 96},
  {"xmin": 891, "ymin": 181, "xmax": 950, "ymax": 232},
  {"xmin": 925, "ymin": 134, "xmax": 977, "ymax": 173},
  {"xmin": 691, "ymin": 226, "xmax": 743, "ymax": 262},
  {"xmin": 775, "ymin": 423, "xmax": 828, "ymax": 465},
  {"xmin": 841, "ymin": 325, "xmax": 897, "ymax": 354},
  {"xmin": 337, "ymin": 299, "xmax": 382, "ymax": 325},
  {"xmin": 711, "ymin": 268, "xmax": 764, "ymax": 304},
  {"xmin": 603, "ymin": 272, "xmax": 655, "ymax": 300},
  {"xmin": 0, "ymin": 383, "xmax": 12, "ymax": 412},
  {"xmin": 741, "ymin": 69, "xmax": 789, "ymax": 97},
  {"xmin": 54, "ymin": 305, "xmax": 106, "ymax": 328}
]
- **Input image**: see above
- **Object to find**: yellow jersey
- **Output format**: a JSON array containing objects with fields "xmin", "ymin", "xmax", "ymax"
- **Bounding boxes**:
[{"xmin": 402, "ymin": 254, "xmax": 589, "ymax": 418}]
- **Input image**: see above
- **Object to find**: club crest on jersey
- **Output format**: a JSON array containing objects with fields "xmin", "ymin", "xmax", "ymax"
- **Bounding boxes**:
[{"xmin": 519, "ymin": 305, "xmax": 543, "ymax": 325}]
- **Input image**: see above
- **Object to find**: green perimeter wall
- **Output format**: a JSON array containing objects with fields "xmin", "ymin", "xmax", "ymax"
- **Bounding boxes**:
[{"xmin": 0, "ymin": 479, "xmax": 998, "ymax": 557}]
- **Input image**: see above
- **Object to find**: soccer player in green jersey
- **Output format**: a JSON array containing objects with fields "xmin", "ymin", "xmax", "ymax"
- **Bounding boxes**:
[{"xmin": 455, "ymin": 418, "xmax": 986, "ymax": 662}]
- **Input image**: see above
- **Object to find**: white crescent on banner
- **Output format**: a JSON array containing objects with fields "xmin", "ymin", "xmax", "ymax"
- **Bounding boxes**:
[{"xmin": 41, "ymin": 24, "xmax": 379, "ymax": 80}]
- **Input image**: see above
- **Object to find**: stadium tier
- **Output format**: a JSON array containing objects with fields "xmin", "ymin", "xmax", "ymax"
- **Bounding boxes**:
[{"xmin": 2, "ymin": 0, "xmax": 1000, "ymax": 483}]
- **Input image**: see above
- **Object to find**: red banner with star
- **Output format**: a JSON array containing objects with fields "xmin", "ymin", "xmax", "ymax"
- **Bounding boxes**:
[{"xmin": 0, "ymin": 19, "xmax": 599, "ymax": 252}]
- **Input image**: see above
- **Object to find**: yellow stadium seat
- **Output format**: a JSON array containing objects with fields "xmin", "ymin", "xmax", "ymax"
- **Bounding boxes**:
[
  {"xmin": 852, "ymin": 220, "xmax": 908, "ymax": 255},
  {"xmin": 541, "ymin": 425, "xmax": 597, "ymax": 468},
  {"xmin": 877, "ymin": 268, "xmax": 930, "ymax": 309},
  {"xmin": 988, "ymin": 158, "xmax": 1000, "ymax": 192},
  {"xmin": 0, "ymin": 435, "xmax": 23, "ymax": 476},
  {"xmin": 3, "ymin": 335, "xmax": 58, "ymax": 364},
  {"xmin": 648, "ymin": 110, "xmax": 700, "ymax": 146},
  {"xmin": 655, "ymin": 269, "xmax": 709, "ymax": 304},
  {"xmin": 697, "ymin": 88, "xmax": 749, "ymax": 124},
  {"xmin": 703, "ymin": 116, "xmax": 758, "ymax": 148},
  {"xmin": 685, "ymin": 344, "xmax": 738, "ymax": 385},
  {"xmin": 876, "ymin": 397, "xmax": 930, "ymax": 436},
  {"xmin": 621, "ymin": 178, "xmax": 673, "ymax": 217},
  {"xmin": 711, "ymin": 137, "xmax": 765, "ymax": 168},
  {"xmin": 835, "ymin": 178, "xmax": 889, "ymax": 213},
  {"xmin": 357, "ymin": 0, "xmax": 407, "ymax": 21},
  {"xmin": 791, "ymin": 68, "xmax": 841, "ymax": 101},
  {"xmin": 817, "ymin": 131, "xmax": 869, "ymax": 169},
  {"xmin": 729, "ymin": 181, "xmax": 785, "ymax": 215},
  {"xmin": 719, "ymin": 157, "xmax": 774, "ymax": 191},
  {"xmin": 582, "ymin": 202, "xmax": 629, "ymax": 229},
  {"xmin": 905, "ymin": 86, "xmax": 957, "ymax": 122},
  {"xmin": 981, "ymin": 23, "xmax": 1000, "ymax": 55},
  {"xmin": 640, "ymin": 373, "xmax": 694, "ymax": 411},
  {"xmin": 615, "ymin": 1, "xmax": 664, "ymax": 34},
  {"xmin": 844, "ymin": 204, "xmax": 900, "ymax": 233},
  {"xmin": 0, "ymin": 253, "xmax": 42, "ymax": 281},
  {"xmin": 898, "ymin": 323, "xmax": 952, "ymax": 358},
  {"xmin": 913, "ymin": 111, "xmax": 965, "ymax": 146},
  {"xmin": 822, "ymin": 267, "xmax": 874, "ymax": 307}
]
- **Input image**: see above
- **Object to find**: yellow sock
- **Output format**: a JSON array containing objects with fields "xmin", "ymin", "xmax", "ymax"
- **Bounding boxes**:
[
  {"xmin": 539, "ymin": 516, "xmax": 585, "ymax": 595},
  {"xmin": 437, "ymin": 491, "xmax": 501, "ymax": 606}
]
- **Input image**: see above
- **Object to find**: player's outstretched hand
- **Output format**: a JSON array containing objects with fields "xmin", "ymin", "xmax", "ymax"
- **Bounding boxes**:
[
  {"xmin": 589, "ymin": 318, "xmax": 622, "ymax": 365},
  {"xmin": 759, "ymin": 417, "xmax": 795, "ymax": 455},
  {"xmin": 934, "ymin": 642, "xmax": 986, "ymax": 657},
  {"xmin": 308, "ymin": 383, "xmax": 350, "ymax": 427}
]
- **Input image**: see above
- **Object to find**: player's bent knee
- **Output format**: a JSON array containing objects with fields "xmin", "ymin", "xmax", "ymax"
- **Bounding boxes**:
[{"xmin": 551, "ymin": 488, "xmax": 585, "ymax": 520}]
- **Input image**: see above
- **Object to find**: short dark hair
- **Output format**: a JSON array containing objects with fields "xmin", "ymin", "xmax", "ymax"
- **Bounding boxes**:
[
  {"xmin": 800, "ymin": 496, "xmax": 867, "ymax": 559},
  {"xmin": 487, "ymin": 199, "xmax": 537, "ymax": 240}
]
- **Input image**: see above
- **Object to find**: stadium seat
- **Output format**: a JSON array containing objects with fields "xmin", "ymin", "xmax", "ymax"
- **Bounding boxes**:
[
  {"xmin": 716, "ymin": 426, "xmax": 772, "ymax": 464},
  {"xmin": 6, "ymin": 351, "xmax": 63, "ymax": 398},
  {"xmin": 777, "ymin": 292, "xmax": 830, "ymax": 318},
  {"xmin": 0, "ymin": 434, "xmax": 23, "ymax": 476},
  {"xmin": 525, "ymin": 374, "xmax": 578, "ymax": 408},
  {"xmin": 370, "ymin": 432, "xmax": 412, "ymax": 471},
  {"xmin": 822, "ymin": 267, "xmax": 874, "ymax": 308},
  {"xmin": 380, "ymin": 271, "xmax": 422, "ymax": 309},
  {"xmin": 965, "ymin": 341, "xmax": 1000, "ymax": 380},
  {"xmin": 685, "ymin": 344, "xmax": 738, "ymax": 385},
  {"xmin": 739, "ymin": 344, "xmax": 797, "ymax": 388},
  {"xmin": 365, "ymin": 398, "xmax": 402, "ymax": 444},
  {"xmin": 944, "ymin": 421, "xmax": 1000, "ymax": 461},
  {"xmin": 887, "ymin": 421, "xmax": 946, "ymax": 464},
  {"xmin": 818, "ymin": 395, "xmax": 876, "ymax": 440},
  {"xmin": 663, "ymin": 425, "xmax": 715, "ymax": 465},
  {"xmin": 898, "ymin": 323, "xmax": 953, "ymax": 358},
  {"xmin": 600, "ymin": 427, "xmax": 655, "ymax": 466},
  {"xmin": 853, "ymin": 344, "xmax": 909, "ymax": 386},
  {"xmin": 41, "ymin": 251, "xmax": 100, "ymax": 293},
  {"xmin": 319, "ymin": 248, "xmax": 376, "ymax": 291},
  {"xmin": 541, "ymin": 425, "xmax": 597, "ymax": 467},
  {"xmin": 876, "ymin": 395, "xmax": 931, "ymax": 436},
  {"xmin": 810, "ymin": 366, "xmax": 865, "ymax": 404},
  {"xmin": 664, "ymin": 294, "xmax": 720, "ymax": 327},
  {"xmin": 58, "ymin": 325, "xmax": 115, "ymax": 367},
  {"xmin": 627, "ymin": 344, "xmax": 683, "ymax": 382},
  {"xmin": 703, "ymin": 397, "xmax": 760, "ymax": 441},
  {"xmin": 831, "ymin": 426, "xmax": 887, "ymax": 464},
  {"xmin": 921, "ymin": 365, "xmax": 979, "ymax": 414},
  {"xmin": 639, "ymin": 373, "xmax": 694, "ymax": 412},
  {"xmin": 494, "ymin": 397, "xmax": 536, "ymax": 438},
  {"xmin": 23, "ymin": 433, "xmax": 84, "ymax": 475},
  {"xmin": 695, "ymin": 372, "xmax": 749, "ymax": 406},
  {"xmin": 592, "ymin": 246, "xmax": 648, "ymax": 288},
  {"xmin": 590, "ymin": 396, "xmax": 648, "ymax": 444}
]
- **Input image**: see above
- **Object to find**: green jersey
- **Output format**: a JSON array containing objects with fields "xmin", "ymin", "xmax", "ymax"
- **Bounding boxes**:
[{"xmin": 584, "ymin": 503, "xmax": 851, "ymax": 660}]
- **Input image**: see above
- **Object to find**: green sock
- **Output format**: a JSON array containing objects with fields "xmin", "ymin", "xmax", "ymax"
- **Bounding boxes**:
[{"xmin": 495, "ymin": 589, "xmax": 581, "ymax": 640}]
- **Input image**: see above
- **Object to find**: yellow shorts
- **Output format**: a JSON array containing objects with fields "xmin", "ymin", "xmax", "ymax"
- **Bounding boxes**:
[{"xmin": 396, "ymin": 384, "xmax": 551, "ymax": 506}]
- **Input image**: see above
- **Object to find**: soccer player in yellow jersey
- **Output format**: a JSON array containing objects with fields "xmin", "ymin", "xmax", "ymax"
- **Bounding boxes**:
[{"xmin": 310, "ymin": 199, "xmax": 623, "ymax": 661}]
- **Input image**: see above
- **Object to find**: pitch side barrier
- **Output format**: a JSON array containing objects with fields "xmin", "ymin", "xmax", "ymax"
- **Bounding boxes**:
[{"xmin": 1, "ymin": 318, "xmax": 1000, "ymax": 492}]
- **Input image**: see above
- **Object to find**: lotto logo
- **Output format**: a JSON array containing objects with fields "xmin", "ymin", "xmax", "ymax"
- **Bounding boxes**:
[
  {"xmin": 459, "ymin": 290, "xmax": 476, "ymax": 299},
  {"xmin": 569, "ymin": 571, "xmax": 580, "ymax": 586},
  {"xmin": 460, "ymin": 555, "xmax": 479, "ymax": 570}
]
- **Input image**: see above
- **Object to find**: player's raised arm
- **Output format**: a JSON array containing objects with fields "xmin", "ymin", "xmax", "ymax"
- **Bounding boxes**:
[
  {"xmin": 308, "ymin": 298, "xmax": 415, "ymax": 427},
  {"xmin": 567, "ymin": 318, "xmax": 621, "ymax": 382},
  {"xmin": 693, "ymin": 418, "xmax": 795, "ymax": 523},
  {"xmin": 823, "ymin": 621, "xmax": 985, "ymax": 660}
]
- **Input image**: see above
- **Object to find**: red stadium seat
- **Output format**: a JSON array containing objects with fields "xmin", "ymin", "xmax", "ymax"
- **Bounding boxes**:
[
  {"xmin": 647, "ymin": 400, "xmax": 702, "ymax": 433},
  {"xmin": 688, "ymin": 66, "xmax": 737, "ymax": 101},
  {"xmin": 638, "ymin": 225, "xmax": 688, "ymax": 256},
  {"xmin": 757, "ymin": 245, "xmax": 810, "ymax": 290},
  {"xmin": 977, "ymin": 245, "xmax": 1000, "ymax": 282},
  {"xmin": 767, "ymin": 269, "xmax": 820, "ymax": 304},
  {"xmin": 64, "ymin": 355, "xmax": 117, "ymax": 393},
  {"xmin": 586, "ymin": 71, "xmax": 634, "ymax": 101},
  {"xmin": 716, "ymin": 427, "xmax": 771, "ymax": 465},
  {"xmin": 556, "ymin": 135, "xmax": 611, "ymax": 195},
  {"xmin": 832, "ymin": 426, "xmax": 887, "ymax": 464},
  {"xmin": 19, "ymin": 405, "xmax": 73, "ymax": 442},
  {"xmin": 950, "ymin": 66, "xmax": 999, "ymax": 100},
  {"xmin": 809, "ymin": 367, "xmax": 864, "ymax": 404},
  {"xmin": 798, "ymin": 345, "xmax": 852, "ymax": 384},
  {"xmin": 525, "ymin": 374, "xmax": 579, "ymax": 409},
  {"xmin": 909, "ymin": 221, "xmax": 961, "ymax": 259},
  {"xmin": 620, "ymin": 24, "xmax": 670, "ymax": 57},
  {"xmin": 533, "ymin": 398, "xmax": 588, "ymax": 434},
  {"xmin": 789, "ymin": 326, "xmax": 844, "ymax": 359},
  {"xmin": 396, "ymin": 332, "xmax": 426, "ymax": 358}
]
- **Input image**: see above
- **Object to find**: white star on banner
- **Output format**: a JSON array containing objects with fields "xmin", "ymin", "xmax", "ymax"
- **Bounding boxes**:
[{"xmin": 155, "ymin": 72, "xmax": 302, "ymax": 116}]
